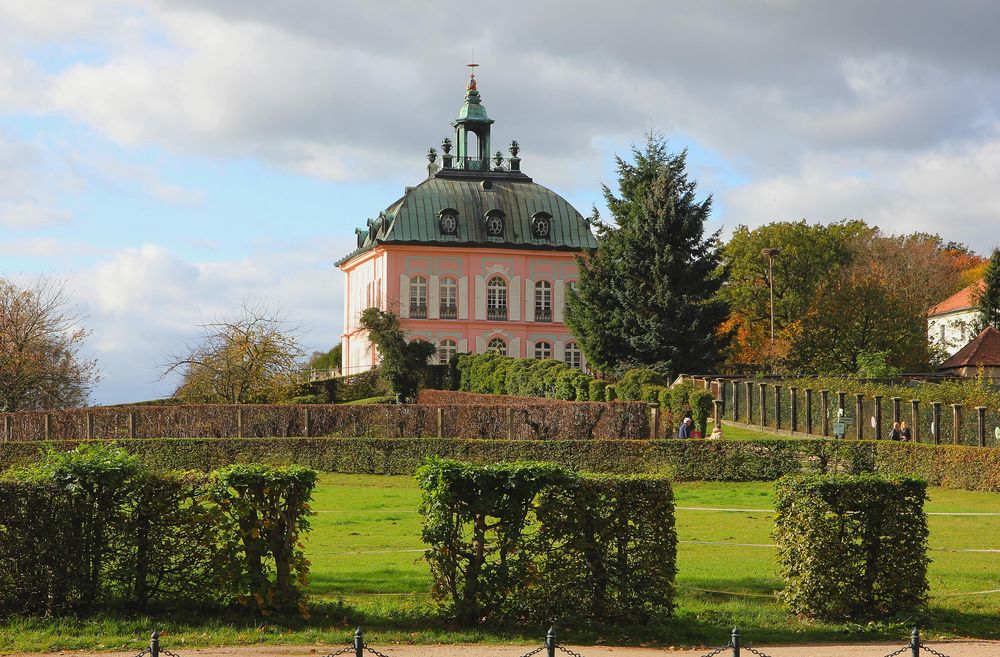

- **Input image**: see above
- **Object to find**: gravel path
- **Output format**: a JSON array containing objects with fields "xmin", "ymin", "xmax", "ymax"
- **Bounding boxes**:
[{"xmin": 15, "ymin": 641, "xmax": 1000, "ymax": 657}]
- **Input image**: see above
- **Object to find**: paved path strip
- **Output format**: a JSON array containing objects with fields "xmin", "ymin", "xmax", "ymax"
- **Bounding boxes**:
[{"xmin": 20, "ymin": 640, "xmax": 1000, "ymax": 657}]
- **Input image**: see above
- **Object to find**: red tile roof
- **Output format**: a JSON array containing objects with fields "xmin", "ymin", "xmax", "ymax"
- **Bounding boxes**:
[
  {"xmin": 928, "ymin": 280, "xmax": 984, "ymax": 316},
  {"xmin": 939, "ymin": 326, "xmax": 1000, "ymax": 370}
]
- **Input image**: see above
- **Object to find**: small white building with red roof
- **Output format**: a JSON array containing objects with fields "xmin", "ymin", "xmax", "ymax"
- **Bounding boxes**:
[{"xmin": 927, "ymin": 280, "xmax": 984, "ymax": 357}]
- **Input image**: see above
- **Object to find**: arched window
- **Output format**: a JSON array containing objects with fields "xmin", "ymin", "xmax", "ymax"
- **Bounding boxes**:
[
  {"xmin": 438, "ymin": 339, "xmax": 457, "ymax": 364},
  {"xmin": 564, "ymin": 341, "xmax": 582, "ymax": 369},
  {"xmin": 487, "ymin": 337, "xmax": 507, "ymax": 356},
  {"xmin": 534, "ymin": 341, "xmax": 552, "ymax": 359},
  {"xmin": 534, "ymin": 280, "xmax": 552, "ymax": 322},
  {"xmin": 440, "ymin": 276, "xmax": 458, "ymax": 319},
  {"xmin": 487, "ymin": 276, "xmax": 507, "ymax": 321},
  {"xmin": 409, "ymin": 276, "xmax": 427, "ymax": 318},
  {"xmin": 466, "ymin": 132, "xmax": 480, "ymax": 165}
]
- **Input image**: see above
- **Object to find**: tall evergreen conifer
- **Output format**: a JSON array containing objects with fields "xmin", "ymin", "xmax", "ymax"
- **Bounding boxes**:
[
  {"xmin": 976, "ymin": 248, "xmax": 1000, "ymax": 332},
  {"xmin": 566, "ymin": 135, "xmax": 728, "ymax": 374}
]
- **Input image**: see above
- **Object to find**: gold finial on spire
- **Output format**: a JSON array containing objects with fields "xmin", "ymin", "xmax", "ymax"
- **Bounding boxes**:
[{"xmin": 467, "ymin": 55, "xmax": 478, "ymax": 91}]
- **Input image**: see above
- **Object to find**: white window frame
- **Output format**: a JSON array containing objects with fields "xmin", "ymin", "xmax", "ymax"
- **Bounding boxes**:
[
  {"xmin": 487, "ymin": 276, "xmax": 508, "ymax": 320},
  {"xmin": 487, "ymin": 337, "xmax": 507, "ymax": 356},
  {"xmin": 440, "ymin": 276, "xmax": 457, "ymax": 313},
  {"xmin": 534, "ymin": 340, "xmax": 552, "ymax": 359},
  {"xmin": 534, "ymin": 280, "xmax": 552, "ymax": 321},
  {"xmin": 564, "ymin": 341, "xmax": 582, "ymax": 369},
  {"xmin": 438, "ymin": 338, "xmax": 457, "ymax": 364}
]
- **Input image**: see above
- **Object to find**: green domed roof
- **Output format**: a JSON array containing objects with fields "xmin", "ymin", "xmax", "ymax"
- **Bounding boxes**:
[
  {"xmin": 338, "ymin": 176, "xmax": 596, "ymax": 265},
  {"xmin": 336, "ymin": 69, "xmax": 595, "ymax": 267}
]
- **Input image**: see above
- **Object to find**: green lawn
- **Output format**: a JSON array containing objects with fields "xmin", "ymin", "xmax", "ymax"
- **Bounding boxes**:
[
  {"xmin": 3, "ymin": 473, "xmax": 998, "ymax": 652},
  {"xmin": 306, "ymin": 474, "xmax": 1000, "ymax": 635}
]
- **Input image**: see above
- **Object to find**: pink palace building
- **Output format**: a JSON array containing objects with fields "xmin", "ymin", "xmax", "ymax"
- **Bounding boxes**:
[{"xmin": 337, "ymin": 72, "xmax": 596, "ymax": 375}]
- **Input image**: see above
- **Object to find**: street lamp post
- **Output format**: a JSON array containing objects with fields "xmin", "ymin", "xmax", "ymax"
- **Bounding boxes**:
[{"xmin": 761, "ymin": 247, "xmax": 781, "ymax": 349}]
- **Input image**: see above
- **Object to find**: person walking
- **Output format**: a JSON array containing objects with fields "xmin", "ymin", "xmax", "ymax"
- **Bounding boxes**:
[
  {"xmin": 888, "ymin": 421, "xmax": 902, "ymax": 441},
  {"xmin": 900, "ymin": 420, "xmax": 912, "ymax": 442},
  {"xmin": 678, "ymin": 417, "xmax": 693, "ymax": 439}
]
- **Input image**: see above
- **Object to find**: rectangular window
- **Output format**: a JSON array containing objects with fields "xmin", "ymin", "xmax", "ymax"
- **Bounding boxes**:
[
  {"xmin": 535, "ymin": 281, "xmax": 552, "ymax": 322},
  {"xmin": 440, "ymin": 278, "xmax": 457, "ymax": 319}
]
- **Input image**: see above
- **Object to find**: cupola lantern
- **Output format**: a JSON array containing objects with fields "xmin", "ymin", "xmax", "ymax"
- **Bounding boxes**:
[{"xmin": 452, "ymin": 64, "xmax": 494, "ymax": 170}]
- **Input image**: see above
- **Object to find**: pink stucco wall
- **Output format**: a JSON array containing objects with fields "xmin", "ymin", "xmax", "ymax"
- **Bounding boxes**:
[{"xmin": 340, "ymin": 244, "xmax": 584, "ymax": 375}]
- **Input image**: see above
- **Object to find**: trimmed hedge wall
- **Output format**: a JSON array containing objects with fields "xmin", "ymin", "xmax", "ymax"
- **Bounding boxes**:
[
  {"xmin": 0, "ymin": 401, "xmax": 650, "ymax": 442},
  {"xmin": 873, "ymin": 441, "xmax": 1000, "ymax": 491},
  {"xmin": 774, "ymin": 474, "xmax": 929, "ymax": 620},
  {"xmin": 0, "ymin": 437, "xmax": 996, "ymax": 490},
  {"xmin": 417, "ymin": 459, "xmax": 676, "ymax": 626},
  {"xmin": 0, "ymin": 445, "xmax": 316, "ymax": 615}
]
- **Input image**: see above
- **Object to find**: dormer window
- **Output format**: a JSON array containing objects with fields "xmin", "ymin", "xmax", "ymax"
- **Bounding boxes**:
[
  {"xmin": 439, "ymin": 208, "xmax": 459, "ymax": 235},
  {"xmin": 531, "ymin": 212, "xmax": 552, "ymax": 239},
  {"xmin": 484, "ymin": 209, "xmax": 505, "ymax": 237}
]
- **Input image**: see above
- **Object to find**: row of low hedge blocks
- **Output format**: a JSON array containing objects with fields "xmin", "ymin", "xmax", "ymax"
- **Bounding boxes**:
[{"xmin": 685, "ymin": 377, "xmax": 992, "ymax": 447}]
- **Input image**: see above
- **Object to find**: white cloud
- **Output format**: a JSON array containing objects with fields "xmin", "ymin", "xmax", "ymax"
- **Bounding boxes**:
[
  {"xmin": 0, "ymin": 201, "xmax": 71, "ymax": 229},
  {"xmin": 5, "ymin": 0, "xmax": 1000, "ymax": 401},
  {"xmin": 725, "ymin": 138, "xmax": 1000, "ymax": 250},
  {"xmin": 71, "ymin": 241, "xmax": 348, "ymax": 403},
  {"xmin": 0, "ymin": 237, "xmax": 99, "ymax": 258}
]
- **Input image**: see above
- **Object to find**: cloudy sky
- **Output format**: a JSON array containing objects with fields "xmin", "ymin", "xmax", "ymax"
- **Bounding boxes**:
[{"xmin": 3, "ymin": 1, "xmax": 1000, "ymax": 404}]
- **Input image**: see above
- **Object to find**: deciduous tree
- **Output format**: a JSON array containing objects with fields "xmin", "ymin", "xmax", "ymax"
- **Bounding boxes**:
[
  {"xmin": 720, "ymin": 220, "xmax": 866, "ymax": 367},
  {"xmin": 0, "ymin": 277, "xmax": 98, "ymax": 410},
  {"xmin": 566, "ymin": 134, "xmax": 728, "ymax": 374},
  {"xmin": 164, "ymin": 302, "xmax": 304, "ymax": 404},
  {"xmin": 783, "ymin": 273, "xmax": 929, "ymax": 375}
]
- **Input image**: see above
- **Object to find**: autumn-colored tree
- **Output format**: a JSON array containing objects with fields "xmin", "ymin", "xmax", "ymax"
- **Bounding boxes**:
[
  {"xmin": 720, "ymin": 222, "xmax": 976, "ymax": 374},
  {"xmin": 0, "ymin": 277, "xmax": 98, "ymax": 410},
  {"xmin": 164, "ymin": 302, "xmax": 304, "ymax": 403},
  {"xmin": 784, "ymin": 273, "xmax": 929, "ymax": 374},
  {"xmin": 719, "ymin": 220, "xmax": 868, "ymax": 368},
  {"xmin": 942, "ymin": 242, "xmax": 987, "ymax": 289},
  {"xmin": 847, "ymin": 232, "xmax": 970, "ymax": 314}
]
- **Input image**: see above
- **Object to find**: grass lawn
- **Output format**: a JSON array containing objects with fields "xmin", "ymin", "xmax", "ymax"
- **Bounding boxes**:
[{"xmin": 3, "ymin": 473, "xmax": 998, "ymax": 653}]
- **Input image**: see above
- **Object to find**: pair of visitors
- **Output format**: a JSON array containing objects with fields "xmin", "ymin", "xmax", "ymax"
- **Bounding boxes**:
[
  {"xmin": 678, "ymin": 417, "xmax": 693, "ymax": 439},
  {"xmin": 900, "ymin": 420, "xmax": 912, "ymax": 441}
]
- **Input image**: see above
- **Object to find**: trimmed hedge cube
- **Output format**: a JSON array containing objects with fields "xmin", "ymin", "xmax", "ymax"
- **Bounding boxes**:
[{"xmin": 773, "ymin": 473, "xmax": 929, "ymax": 620}]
